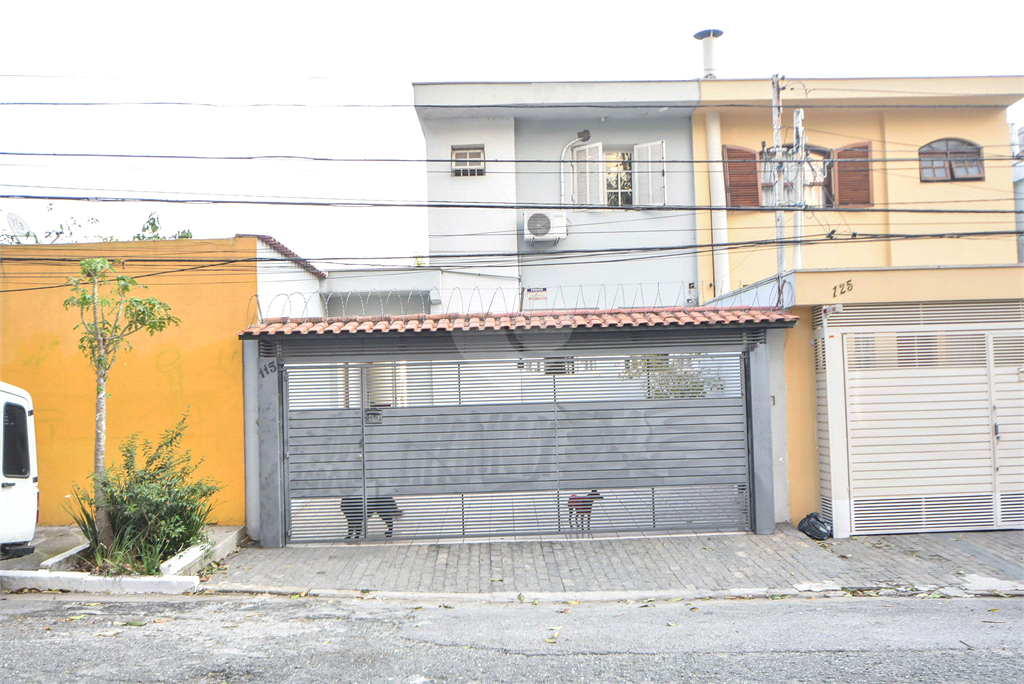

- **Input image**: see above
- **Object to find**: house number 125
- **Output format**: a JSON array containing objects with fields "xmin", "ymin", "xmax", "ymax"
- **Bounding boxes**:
[{"xmin": 832, "ymin": 280, "xmax": 854, "ymax": 298}]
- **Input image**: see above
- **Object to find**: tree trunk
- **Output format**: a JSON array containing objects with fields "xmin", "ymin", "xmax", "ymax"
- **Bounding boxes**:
[{"xmin": 94, "ymin": 372, "xmax": 113, "ymax": 550}]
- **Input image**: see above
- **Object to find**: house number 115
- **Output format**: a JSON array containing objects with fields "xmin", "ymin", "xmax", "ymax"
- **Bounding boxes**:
[{"xmin": 832, "ymin": 280, "xmax": 854, "ymax": 298}]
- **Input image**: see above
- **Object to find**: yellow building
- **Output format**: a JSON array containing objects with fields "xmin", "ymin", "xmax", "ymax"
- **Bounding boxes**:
[
  {"xmin": 0, "ymin": 235, "xmax": 324, "ymax": 526},
  {"xmin": 693, "ymin": 76, "xmax": 1024, "ymax": 536}
]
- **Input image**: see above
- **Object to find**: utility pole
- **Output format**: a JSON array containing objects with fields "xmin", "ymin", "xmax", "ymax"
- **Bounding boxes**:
[
  {"xmin": 771, "ymin": 74, "xmax": 786, "ymax": 305},
  {"xmin": 792, "ymin": 108, "xmax": 806, "ymax": 270}
]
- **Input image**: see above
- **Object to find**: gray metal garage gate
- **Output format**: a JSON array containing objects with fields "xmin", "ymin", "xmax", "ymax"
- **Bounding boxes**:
[
  {"xmin": 244, "ymin": 311, "xmax": 789, "ymax": 547},
  {"xmin": 284, "ymin": 352, "xmax": 751, "ymax": 542}
]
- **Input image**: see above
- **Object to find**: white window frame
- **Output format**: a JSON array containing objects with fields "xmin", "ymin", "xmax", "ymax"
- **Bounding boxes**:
[
  {"xmin": 571, "ymin": 142, "xmax": 604, "ymax": 206},
  {"xmin": 632, "ymin": 140, "xmax": 667, "ymax": 207},
  {"xmin": 571, "ymin": 140, "xmax": 667, "ymax": 207},
  {"xmin": 451, "ymin": 145, "xmax": 485, "ymax": 177}
]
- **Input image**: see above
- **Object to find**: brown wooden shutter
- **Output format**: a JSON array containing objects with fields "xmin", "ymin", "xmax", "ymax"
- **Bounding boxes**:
[
  {"xmin": 722, "ymin": 145, "xmax": 760, "ymax": 207},
  {"xmin": 832, "ymin": 143, "xmax": 872, "ymax": 206}
]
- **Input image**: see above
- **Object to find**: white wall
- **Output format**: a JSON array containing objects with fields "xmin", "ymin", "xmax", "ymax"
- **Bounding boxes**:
[
  {"xmin": 256, "ymin": 240, "xmax": 325, "ymax": 319},
  {"xmin": 422, "ymin": 117, "xmax": 520, "ymax": 282}
]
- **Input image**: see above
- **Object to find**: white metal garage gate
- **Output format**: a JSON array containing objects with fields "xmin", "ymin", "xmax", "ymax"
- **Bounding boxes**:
[
  {"xmin": 816, "ymin": 300, "xmax": 1024, "ymax": 536},
  {"xmin": 283, "ymin": 351, "xmax": 751, "ymax": 542}
]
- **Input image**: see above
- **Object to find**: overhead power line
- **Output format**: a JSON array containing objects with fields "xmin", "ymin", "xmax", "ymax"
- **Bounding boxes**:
[
  {"xmin": 0, "ymin": 150, "xmax": 1018, "ymax": 163},
  {"xmin": 0, "ymin": 101, "xmax": 1012, "ymax": 110},
  {"xmin": 0, "ymin": 192, "xmax": 1019, "ymax": 214}
]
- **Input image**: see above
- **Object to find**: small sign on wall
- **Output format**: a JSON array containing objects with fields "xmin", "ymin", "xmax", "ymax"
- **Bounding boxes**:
[{"xmin": 526, "ymin": 287, "xmax": 548, "ymax": 301}]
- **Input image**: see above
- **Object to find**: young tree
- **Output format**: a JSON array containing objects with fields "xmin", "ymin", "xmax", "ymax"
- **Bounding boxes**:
[{"xmin": 63, "ymin": 259, "xmax": 181, "ymax": 547}]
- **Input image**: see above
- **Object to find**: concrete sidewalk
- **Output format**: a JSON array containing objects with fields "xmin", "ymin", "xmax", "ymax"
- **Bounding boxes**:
[{"xmin": 205, "ymin": 525, "xmax": 1024, "ymax": 599}]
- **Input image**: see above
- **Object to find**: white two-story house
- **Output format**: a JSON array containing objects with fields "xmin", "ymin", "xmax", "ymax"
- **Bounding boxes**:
[{"xmin": 411, "ymin": 80, "xmax": 703, "ymax": 313}]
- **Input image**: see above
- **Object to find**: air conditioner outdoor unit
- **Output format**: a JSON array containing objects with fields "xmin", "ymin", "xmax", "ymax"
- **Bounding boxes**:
[{"xmin": 523, "ymin": 211, "xmax": 567, "ymax": 244}]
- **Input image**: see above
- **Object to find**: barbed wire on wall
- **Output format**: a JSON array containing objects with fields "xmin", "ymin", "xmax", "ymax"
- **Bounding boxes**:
[{"xmin": 246, "ymin": 279, "xmax": 792, "ymax": 325}]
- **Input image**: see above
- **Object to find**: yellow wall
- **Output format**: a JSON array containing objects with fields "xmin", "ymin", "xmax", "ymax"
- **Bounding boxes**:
[
  {"xmin": 0, "ymin": 237, "xmax": 259, "ymax": 525},
  {"xmin": 693, "ymin": 77, "xmax": 1023, "ymax": 522},
  {"xmin": 692, "ymin": 77, "xmax": 1022, "ymax": 294},
  {"xmin": 784, "ymin": 306, "xmax": 819, "ymax": 523}
]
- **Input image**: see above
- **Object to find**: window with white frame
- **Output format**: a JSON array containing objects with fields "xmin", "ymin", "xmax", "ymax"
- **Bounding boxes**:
[
  {"xmin": 571, "ymin": 140, "xmax": 666, "ymax": 207},
  {"xmin": 451, "ymin": 145, "xmax": 485, "ymax": 176}
]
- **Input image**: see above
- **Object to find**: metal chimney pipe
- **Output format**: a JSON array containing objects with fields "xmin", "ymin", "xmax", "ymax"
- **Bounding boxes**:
[{"xmin": 693, "ymin": 29, "xmax": 724, "ymax": 79}]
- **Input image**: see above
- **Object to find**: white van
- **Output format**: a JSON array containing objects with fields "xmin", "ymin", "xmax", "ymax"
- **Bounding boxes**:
[{"xmin": 0, "ymin": 382, "xmax": 38, "ymax": 560}]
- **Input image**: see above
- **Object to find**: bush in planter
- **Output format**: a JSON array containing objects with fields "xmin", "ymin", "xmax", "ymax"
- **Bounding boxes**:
[{"xmin": 65, "ymin": 413, "xmax": 221, "ymax": 575}]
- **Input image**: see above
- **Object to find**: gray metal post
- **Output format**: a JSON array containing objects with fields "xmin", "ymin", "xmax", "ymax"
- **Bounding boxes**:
[
  {"xmin": 242, "ymin": 340, "xmax": 261, "ymax": 542},
  {"xmin": 748, "ymin": 340, "xmax": 777, "ymax": 534},
  {"xmin": 256, "ymin": 354, "xmax": 287, "ymax": 547},
  {"xmin": 360, "ymin": 365, "xmax": 368, "ymax": 540}
]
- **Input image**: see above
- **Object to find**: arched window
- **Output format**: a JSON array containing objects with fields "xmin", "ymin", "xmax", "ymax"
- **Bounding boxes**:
[{"xmin": 919, "ymin": 139, "xmax": 984, "ymax": 182}]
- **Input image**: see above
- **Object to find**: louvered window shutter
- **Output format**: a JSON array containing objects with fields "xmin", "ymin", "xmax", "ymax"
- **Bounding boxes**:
[
  {"xmin": 722, "ymin": 145, "xmax": 760, "ymax": 207},
  {"xmin": 632, "ymin": 140, "xmax": 667, "ymax": 206},
  {"xmin": 833, "ymin": 143, "xmax": 872, "ymax": 206},
  {"xmin": 572, "ymin": 142, "xmax": 605, "ymax": 206}
]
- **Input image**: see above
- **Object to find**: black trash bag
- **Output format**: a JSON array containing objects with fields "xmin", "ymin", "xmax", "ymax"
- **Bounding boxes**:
[{"xmin": 798, "ymin": 512, "xmax": 833, "ymax": 540}]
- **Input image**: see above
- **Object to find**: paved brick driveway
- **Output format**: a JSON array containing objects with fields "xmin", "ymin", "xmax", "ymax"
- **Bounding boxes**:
[{"xmin": 205, "ymin": 525, "xmax": 1023, "ymax": 597}]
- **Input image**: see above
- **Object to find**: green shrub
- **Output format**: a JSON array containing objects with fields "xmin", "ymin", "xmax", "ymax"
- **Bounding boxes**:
[{"xmin": 65, "ymin": 413, "xmax": 220, "ymax": 575}]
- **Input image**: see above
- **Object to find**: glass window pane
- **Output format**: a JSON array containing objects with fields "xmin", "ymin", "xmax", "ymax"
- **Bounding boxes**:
[{"xmin": 2, "ymin": 403, "xmax": 30, "ymax": 478}]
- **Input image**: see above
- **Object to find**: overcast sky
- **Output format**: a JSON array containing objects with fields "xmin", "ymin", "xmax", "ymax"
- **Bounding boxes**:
[{"xmin": 0, "ymin": 0, "xmax": 1020, "ymax": 265}]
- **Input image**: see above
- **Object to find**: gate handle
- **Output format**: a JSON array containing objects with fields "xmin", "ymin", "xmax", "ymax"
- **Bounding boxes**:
[
  {"xmin": 994, "ymin": 423, "xmax": 1000, "ymax": 440},
  {"xmin": 1, "ymin": 482, "xmax": 14, "ymax": 488}
]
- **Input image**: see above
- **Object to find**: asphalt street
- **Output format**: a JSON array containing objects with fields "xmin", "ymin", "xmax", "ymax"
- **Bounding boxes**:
[{"xmin": 0, "ymin": 593, "xmax": 1021, "ymax": 683}]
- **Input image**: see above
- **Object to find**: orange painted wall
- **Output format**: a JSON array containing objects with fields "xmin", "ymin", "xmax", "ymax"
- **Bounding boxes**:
[
  {"xmin": 0, "ymin": 237, "xmax": 258, "ymax": 525},
  {"xmin": 783, "ymin": 307, "xmax": 820, "ymax": 523}
]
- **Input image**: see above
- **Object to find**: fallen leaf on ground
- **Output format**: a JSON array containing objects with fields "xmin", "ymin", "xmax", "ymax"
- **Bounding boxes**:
[
  {"xmin": 153, "ymin": 619, "xmax": 170, "ymax": 623},
  {"xmin": 533, "ymin": 599, "xmax": 539, "ymax": 606},
  {"xmin": 543, "ymin": 638, "xmax": 557, "ymax": 643},
  {"xmin": 667, "ymin": 622, "xmax": 679, "ymax": 627},
  {"xmin": 689, "ymin": 607, "xmax": 699, "ymax": 612},
  {"xmin": 988, "ymin": 608, "xmax": 999, "ymax": 612},
  {"xmin": 490, "ymin": 578, "xmax": 503, "ymax": 582},
  {"xmin": 440, "ymin": 604, "xmax": 454, "ymax": 609},
  {"xmin": 666, "ymin": 597, "xmax": 684, "ymax": 603},
  {"xmin": 567, "ymin": 600, "xmax": 579, "ymax": 605},
  {"xmin": 556, "ymin": 609, "xmax": 570, "ymax": 614},
  {"xmin": 517, "ymin": 593, "xmax": 524, "ymax": 603},
  {"xmin": 68, "ymin": 615, "xmax": 86, "ymax": 621},
  {"xmin": 84, "ymin": 603, "xmax": 100, "ymax": 607},
  {"xmin": 93, "ymin": 630, "xmax": 122, "ymax": 638}
]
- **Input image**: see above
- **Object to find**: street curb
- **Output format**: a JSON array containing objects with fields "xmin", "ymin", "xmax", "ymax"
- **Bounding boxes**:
[
  {"xmin": 201, "ymin": 584, "xmax": 823, "ymax": 602},
  {"xmin": 161, "ymin": 527, "xmax": 246, "ymax": 577},
  {"xmin": 0, "ymin": 570, "xmax": 200, "ymax": 595},
  {"xmin": 38, "ymin": 544, "xmax": 91, "ymax": 572},
  {"xmin": 199, "ymin": 583, "xmax": 1024, "ymax": 602}
]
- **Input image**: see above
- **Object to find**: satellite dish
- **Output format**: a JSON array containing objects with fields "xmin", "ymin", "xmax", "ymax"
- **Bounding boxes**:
[{"xmin": 6, "ymin": 212, "xmax": 30, "ymax": 235}]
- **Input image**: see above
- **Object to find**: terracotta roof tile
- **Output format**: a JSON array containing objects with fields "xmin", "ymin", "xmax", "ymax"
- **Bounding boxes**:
[
  {"xmin": 236, "ymin": 234, "xmax": 327, "ymax": 279},
  {"xmin": 239, "ymin": 306, "xmax": 797, "ymax": 337}
]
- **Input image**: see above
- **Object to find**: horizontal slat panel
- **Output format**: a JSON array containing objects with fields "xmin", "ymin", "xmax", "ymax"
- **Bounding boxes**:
[
  {"xmin": 285, "ymin": 351, "xmax": 750, "ymax": 541},
  {"xmin": 852, "ymin": 495, "xmax": 996, "ymax": 533},
  {"xmin": 289, "ymin": 484, "xmax": 749, "ymax": 542}
]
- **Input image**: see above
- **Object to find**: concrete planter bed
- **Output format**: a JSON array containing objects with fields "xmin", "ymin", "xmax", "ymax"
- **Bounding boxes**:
[{"xmin": 0, "ymin": 527, "xmax": 244, "ymax": 595}]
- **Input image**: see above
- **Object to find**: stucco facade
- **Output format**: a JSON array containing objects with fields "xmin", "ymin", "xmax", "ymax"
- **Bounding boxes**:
[{"xmin": 0, "ymin": 235, "xmax": 318, "ymax": 525}]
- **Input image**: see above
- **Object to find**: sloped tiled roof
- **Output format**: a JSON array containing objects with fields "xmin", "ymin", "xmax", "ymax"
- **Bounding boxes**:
[
  {"xmin": 239, "ymin": 306, "xmax": 796, "ymax": 336},
  {"xmin": 237, "ymin": 234, "xmax": 326, "ymax": 279}
]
